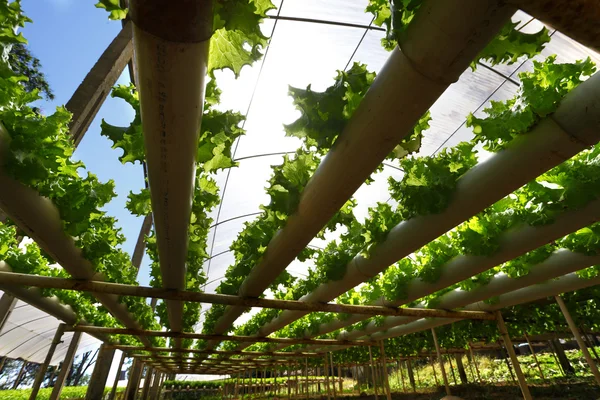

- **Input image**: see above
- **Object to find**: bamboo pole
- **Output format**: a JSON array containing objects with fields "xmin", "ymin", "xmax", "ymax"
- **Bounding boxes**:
[
  {"xmin": 579, "ymin": 325, "xmax": 600, "ymax": 363},
  {"xmin": 581, "ymin": 325, "xmax": 600, "ymax": 362},
  {"xmin": 0, "ymin": 272, "xmax": 495, "ymax": 320},
  {"xmin": 414, "ymin": 358, "xmax": 422, "ymax": 387},
  {"xmin": 355, "ymin": 363, "xmax": 361, "ymax": 395},
  {"xmin": 30, "ymin": 324, "xmax": 66, "ymax": 400},
  {"xmin": 368, "ymin": 346, "xmax": 378, "ymax": 400},
  {"xmin": 430, "ymin": 356, "xmax": 440, "ymax": 387},
  {"xmin": 555, "ymin": 295, "xmax": 600, "ymax": 386},
  {"xmin": 329, "ymin": 353, "xmax": 337, "ymax": 400},
  {"xmin": 110, "ymin": 344, "xmax": 320, "ymax": 357},
  {"xmin": 13, "ymin": 360, "xmax": 27, "ymax": 390},
  {"xmin": 495, "ymin": 311, "xmax": 532, "ymax": 400},
  {"xmin": 306, "ymin": 358, "xmax": 309, "ymax": 399},
  {"xmin": 498, "ymin": 339, "xmax": 517, "ymax": 384},
  {"xmin": 432, "ymin": 328, "xmax": 451, "ymax": 396},
  {"xmin": 379, "ymin": 341, "xmax": 392, "ymax": 400},
  {"xmin": 524, "ymin": 333, "xmax": 546, "ymax": 382},
  {"xmin": 49, "ymin": 331, "xmax": 82, "ymax": 400},
  {"xmin": 468, "ymin": 342, "xmax": 482, "ymax": 382},
  {"xmin": 447, "ymin": 354, "xmax": 457, "ymax": 385},
  {"xmin": 398, "ymin": 360, "xmax": 406, "ymax": 393},
  {"xmin": 324, "ymin": 355, "xmax": 330, "ymax": 400},
  {"xmin": 66, "ymin": 325, "xmax": 374, "ymax": 346},
  {"xmin": 406, "ymin": 360, "xmax": 416, "ymax": 392}
]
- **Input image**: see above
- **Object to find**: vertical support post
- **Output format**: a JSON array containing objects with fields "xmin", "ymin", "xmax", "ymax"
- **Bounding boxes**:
[
  {"xmin": 85, "ymin": 343, "xmax": 116, "ymax": 400},
  {"xmin": 0, "ymin": 293, "xmax": 17, "ymax": 332},
  {"xmin": 355, "ymin": 363, "xmax": 361, "ymax": 395},
  {"xmin": 378, "ymin": 341, "xmax": 392, "ymax": 400},
  {"xmin": 447, "ymin": 354, "xmax": 457, "ymax": 385},
  {"xmin": 499, "ymin": 340, "xmax": 517, "ymax": 384},
  {"xmin": 406, "ymin": 360, "xmax": 416, "ymax": 392},
  {"xmin": 338, "ymin": 365, "xmax": 343, "ymax": 393},
  {"xmin": 149, "ymin": 371, "xmax": 162, "ymax": 400},
  {"xmin": 49, "ymin": 331, "xmax": 82, "ymax": 400},
  {"xmin": 329, "ymin": 353, "xmax": 337, "ymax": 399},
  {"xmin": 398, "ymin": 360, "xmax": 406, "ymax": 393},
  {"xmin": 368, "ymin": 346, "xmax": 378, "ymax": 399},
  {"xmin": 524, "ymin": 333, "xmax": 546, "ymax": 382},
  {"xmin": 414, "ymin": 358, "xmax": 421, "ymax": 387},
  {"xmin": 317, "ymin": 366, "xmax": 322, "ymax": 394},
  {"xmin": 108, "ymin": 351, "xmax": 127, "ymax": 400},
  {"xmin": 324, "ymin": 354, "xmax": 331, "ymax": 400},
  {"xmin": 454, "ymin": 353, "xmax": 468, "ymax": 384},
  {"xmin": 306, "ymin": 358, "xmax": 309, "ymax": 400},
  {"xmin": 432, "ymin": 328, "xmax": 451, "ymax": 396},
  {"xmin": 30, "ymin": 324, "xmax": 66, "ymax": 399},
  {"xmin": 141, "ymin": 366, "xmax": 154, "ymax": 400},
  {"xmin": 12, "ymin": 360, "xmax": 27, "ymax": 389},
  {"xmin": 555, "ymin": 295, "xmax": 600, "ymax": 386},
  {"xmin": 581, "ymin": 325, "xmax": 600, "ymax": 362},
  {"xmin": 125, "ymin": 358, "xmax": 143, "ymax": 400},
  {"xmin": 495, "ymin": 311, "xmax": 533, "ymax": 400},
  {"xmin": 430, "ymin": 357, "xmax": 440, "ymax": 387},
  {"xmin": 468, "ymin": 343, "xmax": 482, "ymax": 382}
]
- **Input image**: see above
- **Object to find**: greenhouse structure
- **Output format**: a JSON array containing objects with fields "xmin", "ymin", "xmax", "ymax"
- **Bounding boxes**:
[{"xmin": 1, "ymin": 0, "xmax": 600, "ymax": 399}]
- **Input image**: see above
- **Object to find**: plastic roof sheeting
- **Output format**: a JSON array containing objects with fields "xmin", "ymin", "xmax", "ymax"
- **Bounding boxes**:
[{"xmin": 0, "ymin": 293, "xmax": 100, "ymax": 365}]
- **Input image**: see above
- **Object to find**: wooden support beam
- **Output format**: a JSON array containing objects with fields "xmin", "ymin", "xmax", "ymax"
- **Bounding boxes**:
[
  {"xmin": 495, "ymin": 311, "xmax": 532, "ymax": 400},
  {"xmin": 108, "ymin": 351, "xmax": 127, "ymax": 400},
  {"xmin": 524, "ymin": 332, "xmax": 546, "ymax": 382},
  {"xmin": 66, "ymin": 21, "xmax": 133, "ymax": 146},
  {"xmin": 379, "ymin": 341, "xmax": 392, "ymax": 400},
  {"xmin": 432, "ymin": 328, "xmax": 451, "ymax": 396},
  {"xmin": 0, "ymin": 293, "xmax": 17, "ymax": 332},
  {"xmin": 85, "ymin": 343, "xmax": 116, "ymax": 400},
  {"xmin": 49, "ymin": 331, "xmax": 82, "ymax": 400},
  {"xmin": 30, "ymin": 324, "xmax": 66, "ymax": 400},
  {"xmin": 555, "ymin": 295, "xmax": 600, "ymax": 386},
  {"xmin": 0, "ymin": 272, "xmax": 495, "ymax": 320},
  {"xmin": 65, "ymin": 325, "xmax": 376, "ymax": 346},
  {"xmin": 106, "ymin": 344, "xmax": 321, "ymax": 357}
]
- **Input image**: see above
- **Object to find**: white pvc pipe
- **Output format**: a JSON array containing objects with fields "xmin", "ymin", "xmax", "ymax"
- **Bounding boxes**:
[
  {"xmin": 297, "ymin": 197, "xmax": 600, "ymax": 341},
  {"xmin": 130, "ymin": 1, "xmax": 211, "ymax": 334},
  {"xmin": 207, "ymin": 0, "xmax": 515, "ymax": 349},
  {"xmin": 278, "ymin": 249, "xmax": 600, "ymax": 353},
  {"xmin": 0, "ymin": 126, "xmax": 150, "ymax": 346},
  {"xmin": 373, "ymin": 271, "xmax": 600, "ymax": 340},
  {"xmin": 253, "ymin": 70, "xmax": 600, "ymax": 341}
]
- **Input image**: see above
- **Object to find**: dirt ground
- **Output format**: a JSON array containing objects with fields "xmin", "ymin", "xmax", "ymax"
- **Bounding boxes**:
[{"xmin": 334, "ymin": 382, "xmax": 600, "ymax": 399}]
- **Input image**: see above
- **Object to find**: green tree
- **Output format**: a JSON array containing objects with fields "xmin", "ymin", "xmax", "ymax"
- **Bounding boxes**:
[{"xmin": 8, "ymin": 43, "xmax": 54, "ymax": 100}]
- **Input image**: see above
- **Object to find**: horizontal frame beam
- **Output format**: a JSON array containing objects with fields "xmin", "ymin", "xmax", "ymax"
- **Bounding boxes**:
[
  {"xmin": 0, "ymin": 272, "xmax": 495, "ymax": 320},
  {"xmin": 105, "ymin": 344, "xmax": 321, "ymax": 357},
  {"xmin": 65, "ymin": 325, "xmax": 377, "ymax": 346}
]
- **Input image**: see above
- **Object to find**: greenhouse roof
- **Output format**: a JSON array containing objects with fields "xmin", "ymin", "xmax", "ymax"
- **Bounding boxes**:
[{"xmin": 1, "ymin": 0, "xmax": 600, "ymax": 385}]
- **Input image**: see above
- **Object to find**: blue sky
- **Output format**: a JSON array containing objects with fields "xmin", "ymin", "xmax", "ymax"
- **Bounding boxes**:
[{"xmin": 21, "ymin": 0, "xmax": 152, "ymax": 285}]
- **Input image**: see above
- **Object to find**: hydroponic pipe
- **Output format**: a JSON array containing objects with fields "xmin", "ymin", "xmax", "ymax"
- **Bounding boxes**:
[
  {"xmin": 507, "ymin": 0, "xmax": 600, "ymax": 52},
  {"xmin": 206, "ymin": 0, "xmax": 515, "ymax": 349},
  {"xmin": 269, "ymin": 248, "xmax": 600, "ymax": 353},
  {"xmin": 0, "ymin": 128, "xmax": 152, "ymax": 348},
  {"xmin": 290, "ymin": 196, "xmax": 600, "ymax": 341},
  {"xmin": 340, "ymin": 249, "xmax": 600, "ymax": 341},
  {"xmin": 253, "ymin": 70, "xmax": 600, "ymax": 341},
  {"xmin": 379, "ymin": 271, "xmax": 600, "ymax": 341},
  {"xmin": 129, "ymin": 0, "xmax": 212, "ymax": 334},
  {"xmin": 316, "ymin": 268, "xmax": 600, "ymax": 356}
]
